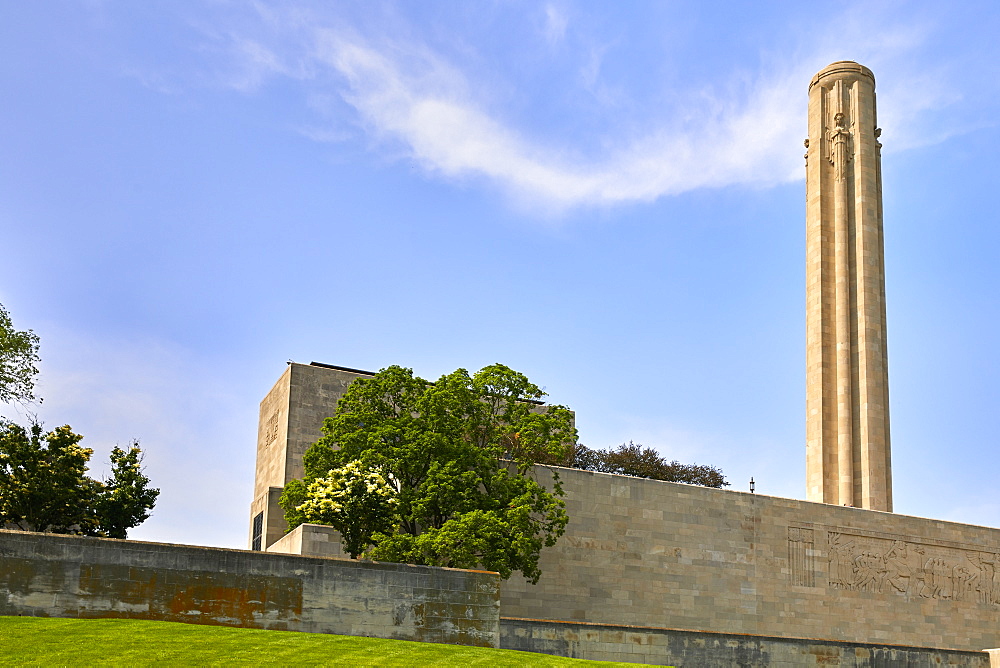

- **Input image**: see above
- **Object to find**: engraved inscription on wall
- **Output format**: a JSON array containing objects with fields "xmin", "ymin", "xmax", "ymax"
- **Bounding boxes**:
[
  {"xmin": 828, "ymin": 531, "xmax": 1000, "ymax": 605},
  {"xmin": 788, "ymin": 527, "xmax": 816, "ymax": 587},
  {"xmin": 264, "ymin": 411, "xmax": 280, "ymax": 447}
]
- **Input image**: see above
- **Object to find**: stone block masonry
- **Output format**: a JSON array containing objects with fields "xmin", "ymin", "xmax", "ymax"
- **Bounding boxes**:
[
  {"xmin": 499, "ymin": 465, "xmax": 1000, "ymax": 653},
  {"xmin": 0, "ymin": 530, "xmax": 500, "ymax": 648}
]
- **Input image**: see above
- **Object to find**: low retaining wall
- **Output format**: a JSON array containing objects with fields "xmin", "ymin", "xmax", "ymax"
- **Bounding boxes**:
[
  {"xmin": 0, "ymin": 530, "xmax": 499, "ymax": 648},
  {"xmin": 500, "ymin": 618, "xmax": 992, "ymax": 667}
]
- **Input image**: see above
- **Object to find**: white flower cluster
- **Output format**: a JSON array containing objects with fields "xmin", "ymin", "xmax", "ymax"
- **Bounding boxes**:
[{"xmin": 296, "ymin": 461, "xmax": 396, "ymax": 519}]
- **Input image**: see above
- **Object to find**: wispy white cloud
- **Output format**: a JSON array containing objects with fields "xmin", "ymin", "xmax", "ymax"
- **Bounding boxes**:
[
  {"xmin": 578, "ymin": 42, "xmax": 625, "ymax": 109},
  {"xmin": 309, "ymin": 32, "xmax": 809, "ymax": 212},
  {"xmin": 119, "ymin": 65, "xmax": 181, "ymax": 95},
  {"xmin": 294, "ymin": 124, "xmax": 354, "ymax": 144},
  {"xmin": 206, "ymin": 2, "xmax": 965, "ymax": 214},
  {"xmin": 225, "ymin": 37, "xmax": 290, "ymax": 92},
  {"xmin": 543, "ymin": 3, "xmax": 568, "ymax": 45}
]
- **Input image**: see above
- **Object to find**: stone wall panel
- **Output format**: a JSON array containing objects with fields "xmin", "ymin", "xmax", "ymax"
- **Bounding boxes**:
[
  {"xmin": 0, "ymin": 530, "xmax": 500, "ymax": 648},
  {"xmin": 499, "ymin": 466, "xmax": 1000, "ymax": 652}
]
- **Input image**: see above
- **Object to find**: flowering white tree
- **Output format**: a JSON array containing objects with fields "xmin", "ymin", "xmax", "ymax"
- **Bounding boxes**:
[{"xmin": 293, "ymin": 461, "xmax": 397, "ymax": 557}]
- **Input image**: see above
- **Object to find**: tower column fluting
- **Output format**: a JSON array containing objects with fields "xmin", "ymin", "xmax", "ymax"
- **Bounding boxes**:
[{"xmin": 805, "ymin": 61, "xmax": 892, "ymax": 511}]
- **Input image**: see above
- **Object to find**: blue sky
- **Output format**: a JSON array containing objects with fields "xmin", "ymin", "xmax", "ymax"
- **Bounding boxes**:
[{"xmin": 2, "ymin": 1, "xmax": 999, "ymax": 548}]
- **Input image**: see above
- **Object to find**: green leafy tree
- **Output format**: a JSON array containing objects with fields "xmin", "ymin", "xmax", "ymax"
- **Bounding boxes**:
[
  {"xmin": 0, "ymin": 422, "xmax": 101, "ymax": 533},
  {"xmin": 0, "ymin": 421, "xmax": 159, "ymax": 537},
  {"xmin": 557, "ymin": 441, "xmax": 728, "ymax": 488},
  {"xmin": 280, "ymin": 364, "xmax": 576, "ymax": 582},
  {"xmin": 0, "ymin": 303, "xmax": 41, "ymax": 405},
  {"xmin": 94, "ymin": 442, "xmax": 161, "ymax": 539}
]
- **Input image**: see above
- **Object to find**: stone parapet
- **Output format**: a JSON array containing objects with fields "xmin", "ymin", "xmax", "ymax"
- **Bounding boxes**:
[
  {"xmin": 0, "ymin": 530, "xmax": 500, "ymax": 648},
  {"xmin": 267, "ymin": 523, "xmax": 346, "ymax": 559}
]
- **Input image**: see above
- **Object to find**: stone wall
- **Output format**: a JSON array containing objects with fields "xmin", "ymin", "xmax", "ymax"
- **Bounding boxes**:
[
  {"xmin": 501, "ymin": 618, "xmax": 991, "ymax": 667},
  {"xmin": 499, "ymin": 466, "xmax": 1000, "ymax": 652},
  {"xmin": 245, "ymin": 363, "xmax": 1000, "ymax": 656},
  {"xmin": 277, "ymin": 468, "xmax": 1000, "ymax": 653},
  {"xmin": 0, "ymin": 530, "xmax": 499, "ymax": 648}
]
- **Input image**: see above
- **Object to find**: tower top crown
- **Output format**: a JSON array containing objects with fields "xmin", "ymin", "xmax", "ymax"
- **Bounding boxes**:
[{"xmin": 809, "ymin": 61, "xmax": 875, "ymax": 91}]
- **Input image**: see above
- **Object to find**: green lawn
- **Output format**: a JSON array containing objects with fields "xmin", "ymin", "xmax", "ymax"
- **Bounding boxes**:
[{"xmin": 0, "ymin": 617, "xmax": 644, "ymax": 666}]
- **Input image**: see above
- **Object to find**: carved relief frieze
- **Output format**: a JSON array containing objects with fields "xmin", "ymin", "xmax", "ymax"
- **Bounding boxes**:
[{"xmin": 827, "ymin": 530, "xmax": 1000, "ymax": 605}]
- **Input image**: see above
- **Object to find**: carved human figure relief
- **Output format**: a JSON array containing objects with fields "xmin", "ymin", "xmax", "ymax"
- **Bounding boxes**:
[
  {"xmin": 827, "ymin": 112, "xmax": 852, "ymax": 182},
  {"xmin": 828, "ymin": 533, "xmax": 857, "ymax": 589},
  {"xmin": 968, "ymin": 552, "xmax": 1000, "ymax": 605},
  {"xmin": 919, "ymin": 558, "xmax": 953, "ymax": 599},
  {"xmin": 854, "ymin": 551, "xmax": 882, "ymax": 592},
  {"xmin": 880, "ymin": 540, "xmax": 911, "ymax": 593},
  {"xmin": 991, "ymin": 554, "xmax": 1000, "ymax": 605},
  {"xmin": 953, "ymin": 564, "xmax": 979, "ymax": 602}
]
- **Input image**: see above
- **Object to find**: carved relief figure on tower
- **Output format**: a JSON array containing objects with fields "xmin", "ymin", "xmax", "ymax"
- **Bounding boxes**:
[{"xmin": 827, "ymin": 111, "xmax": 852, "ymax": 182}]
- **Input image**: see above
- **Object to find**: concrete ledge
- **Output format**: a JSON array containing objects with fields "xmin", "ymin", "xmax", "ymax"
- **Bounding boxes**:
[
  {"xmin": 267, "ymin": 523, "xmax": 345, "ymax": 559},
  {"xmin": 500, "ymin": 617, "xmax": 991, "ymax": 667}
]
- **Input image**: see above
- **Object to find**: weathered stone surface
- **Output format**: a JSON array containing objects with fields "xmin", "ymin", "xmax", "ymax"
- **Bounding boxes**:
[
  {"xmin": 501, "ymin": 618, "xmax": 990, "ymax": 667},
  {"xmin": 0, "ymin": 530, "xmax": 500, "ymax": 648}
]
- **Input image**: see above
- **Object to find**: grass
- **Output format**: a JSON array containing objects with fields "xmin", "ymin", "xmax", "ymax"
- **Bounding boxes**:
[{"xmin": 0, "ymin": 617, "xmax": 645, "ymax": 666}]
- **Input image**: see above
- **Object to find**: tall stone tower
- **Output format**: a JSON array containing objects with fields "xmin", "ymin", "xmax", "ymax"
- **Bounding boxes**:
[{"xmin": 805, "ymin": 61, "xmax": 892, "ymax": 511}]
